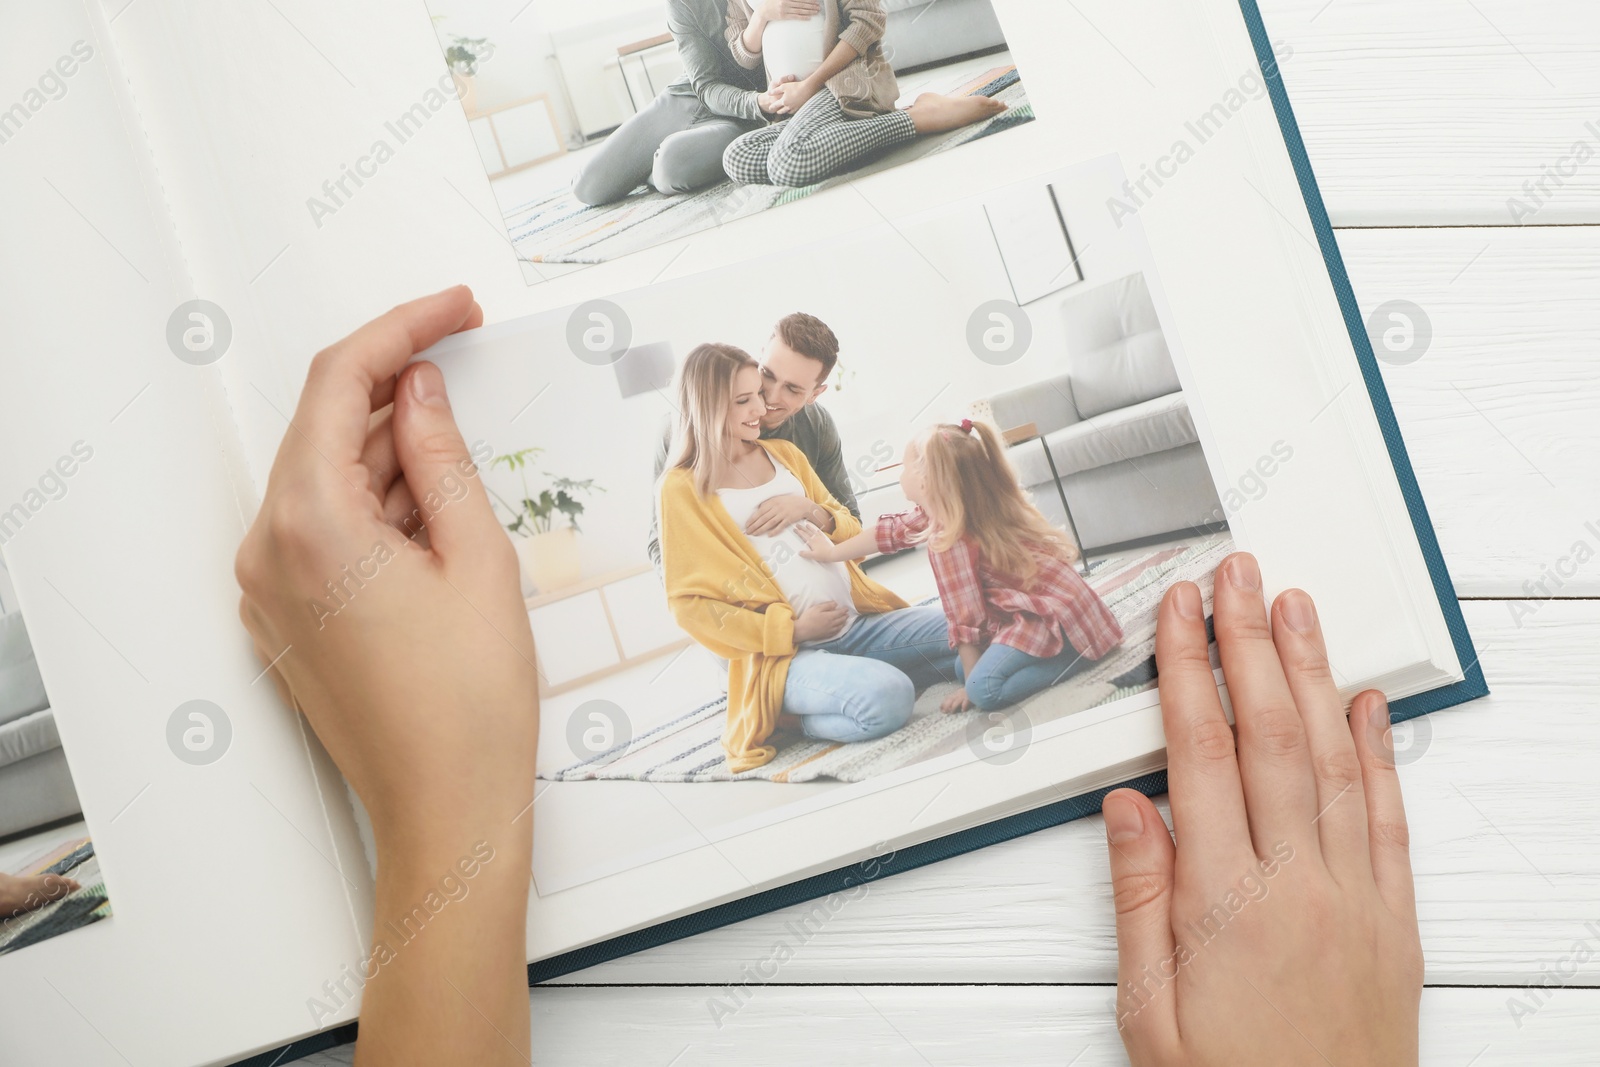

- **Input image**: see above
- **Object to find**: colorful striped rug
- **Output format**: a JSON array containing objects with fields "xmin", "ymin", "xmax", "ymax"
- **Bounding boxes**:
[
  {"xmin": 503, "ymin": 65, "xmax": 1033, "ymax": 266},
  {"xmin": 542, "ymin": 532, "xmax": 1233, "ymax": 784},
  {"xmin": 0, "ymin": 835, "xmax": 111, "ymax": 956}
]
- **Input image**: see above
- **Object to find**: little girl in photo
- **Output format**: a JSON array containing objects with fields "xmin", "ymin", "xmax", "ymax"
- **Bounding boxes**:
[{"xmin": 802, "ymin": 419, "xmax": 1124, "ymax": 712}]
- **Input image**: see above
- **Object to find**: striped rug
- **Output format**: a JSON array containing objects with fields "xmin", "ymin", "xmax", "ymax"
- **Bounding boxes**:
[
  {"xmin": 0, "ymin": 835, "xmax": 111, "ymax": 956},
  {"xmin": 541, "ymin": 532, "xmax": 1233, "ymax": 784},
  {"xmin": 502, "ymin": 66, "xmax": 1033, "ymax": 266}
]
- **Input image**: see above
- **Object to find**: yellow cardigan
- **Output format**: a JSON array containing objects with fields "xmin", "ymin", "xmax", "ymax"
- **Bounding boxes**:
[{"xmin": 659, "ymin": 439, "xmax": 907, "ymax": 773}]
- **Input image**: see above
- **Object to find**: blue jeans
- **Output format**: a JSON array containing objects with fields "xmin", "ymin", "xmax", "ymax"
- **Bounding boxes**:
[
  {"xmin": 957, "ymin": 641, "xmax": 1091, "ymax": 711},
  {"xmin": 783, "ymin": 604, "xmax": 957, "ymax": 743}
]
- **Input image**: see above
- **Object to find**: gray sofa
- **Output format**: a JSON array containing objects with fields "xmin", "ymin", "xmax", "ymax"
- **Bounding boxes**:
[
  {"xmin": 977, "ymin": 272, "xmax": 1224, "ymax": 553},
  {"xmin": 883, "ymin": 0, "xmax": 1008, "ymax": 72},
  {"xmin": 0, "ymin": 611, "xmax": 80, "ymax": 840}
]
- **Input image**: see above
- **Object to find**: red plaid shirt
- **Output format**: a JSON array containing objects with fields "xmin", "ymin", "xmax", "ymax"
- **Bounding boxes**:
[{"xmin": 875, "ymin": 508, "xmax": 1123, "ymax": 660}]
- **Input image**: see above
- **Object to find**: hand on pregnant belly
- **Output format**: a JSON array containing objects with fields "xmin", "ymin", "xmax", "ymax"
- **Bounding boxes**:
[
  {"xmin": 744, "ymin": 492, "xmax": 818, "ymax": 536},
  {"xmin": 794, "ymin": 601, "xmax": 851, "ymax": 643}
]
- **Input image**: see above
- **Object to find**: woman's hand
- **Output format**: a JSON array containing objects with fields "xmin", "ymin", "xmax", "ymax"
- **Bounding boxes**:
[
  {"xmin": 793, "ymin": 601, "xmax": 851, "ymax": 643},
  {"xmin": 747, "ymin": 493, "xmax": 826, "ymax": 537},
  {"xmin": 766, "ymin": 77, "xmax": 821, "ymax": 116},
  {"xmin": 1104, "ymin": 554, "xmax": 1422, "ymax": 1066},
  {"xmin": 758, "ymin": 73, "xmax": 799, "ymax": 117},
  {"xmin": 235, "ymin": 286, "xmax": 539, "ymax": 1066},
  {"xmin": 758, "ymin": 0, "xmax": 821, "ymax": 20}
]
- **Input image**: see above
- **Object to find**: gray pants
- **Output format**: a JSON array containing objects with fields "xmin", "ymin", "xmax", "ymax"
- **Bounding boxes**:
[{"xmin": 571, "ymin": 91, "xmax": 759, "ymax": 206}]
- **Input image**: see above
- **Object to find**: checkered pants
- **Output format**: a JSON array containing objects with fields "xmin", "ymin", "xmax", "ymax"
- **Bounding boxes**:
[{"xmin": 722, "ymin": 89, "xmax": 917, "ymax": 188}]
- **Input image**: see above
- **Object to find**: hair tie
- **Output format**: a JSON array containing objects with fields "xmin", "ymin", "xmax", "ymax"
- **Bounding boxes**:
[{"xmin": 959, "ymin": 418, "xmax": 974, "ymax": 434}]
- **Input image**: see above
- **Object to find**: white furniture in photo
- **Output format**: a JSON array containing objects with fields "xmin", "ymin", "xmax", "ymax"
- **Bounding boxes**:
[{"xmin": 467, "ymin": 94, "xmax": 565, "ymax": 180}]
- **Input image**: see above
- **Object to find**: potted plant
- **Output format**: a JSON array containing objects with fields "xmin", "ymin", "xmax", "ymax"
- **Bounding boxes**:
[
  {"xmin": 490, "ymin": 447, "xmax": 603, "ymax": 594},
  {"xmin": 433, "ymin": 21, "xmax": 493, "ymax": 112}
]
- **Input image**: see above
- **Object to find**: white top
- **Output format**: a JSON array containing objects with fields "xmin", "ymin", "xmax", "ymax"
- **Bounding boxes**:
[
  {"xmin": 716, "ymin": 454, "xmax": 858, "ymax": 644},
  {"xmin": 760, "ymin": 8, "xmax": 830, "ymax": 84}
]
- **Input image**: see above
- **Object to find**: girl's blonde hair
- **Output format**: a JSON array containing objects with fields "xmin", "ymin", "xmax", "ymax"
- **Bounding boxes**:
[
  {"xmin": 915, "ymin": 420, "xmax": 1080, "ymax": 583},
  {"xmin": 671, "ymin": 342, "xmax": 762, "ymax": 497}
]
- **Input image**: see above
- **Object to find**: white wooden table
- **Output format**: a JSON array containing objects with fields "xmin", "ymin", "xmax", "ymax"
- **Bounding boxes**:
[{"xmin": 308, "ymin": 2, "xmax": 1600, "ymax": 1061}]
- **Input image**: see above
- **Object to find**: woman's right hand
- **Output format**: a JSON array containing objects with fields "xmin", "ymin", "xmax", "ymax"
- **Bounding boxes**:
[
  {"xmin": 794, "ymin": 601, "xmax": 850, "ymax": 644},
  {"xmin": 758, "ymin": 0, "xmax": 821, "ymax": 20},
  {"xmin": 1104, "ymin": 555, "xmax": 1422, "ymax": 1066}
]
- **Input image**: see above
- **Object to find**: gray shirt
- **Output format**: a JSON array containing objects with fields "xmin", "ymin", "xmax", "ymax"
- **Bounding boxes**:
[
  {"xmin": 666, "ymin": 0, "xmax": 768, "ymax": 123},
  {"xmin": 648, "ymin": 402, "xmax": 861, "ymax": 567}
]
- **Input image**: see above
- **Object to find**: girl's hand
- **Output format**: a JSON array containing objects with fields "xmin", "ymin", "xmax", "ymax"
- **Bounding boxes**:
[
  {"xmin": 1105, "ymin": 554, "xmax": 1421, "ymax": 1066},
  {"xmin": 940, "ymin": 686, "xmax": 972, "ymax": 714},
  {"xmin": 795, "ymin": 520, "xmax": 837, "ymax": 561}
]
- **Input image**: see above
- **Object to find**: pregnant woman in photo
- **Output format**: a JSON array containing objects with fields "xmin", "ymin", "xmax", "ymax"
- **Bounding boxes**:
[
  {"xmin": 722, "ymin": 0, "xmax": 1008, "ymax": 187},
  {"xmin": 657, "ymin": 342, "xmax": 954, "ymax": 773}
]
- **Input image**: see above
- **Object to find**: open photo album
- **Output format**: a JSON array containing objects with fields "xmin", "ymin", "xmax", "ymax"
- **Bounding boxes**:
[{"xmin": 0, "ymin": 0, "xmax": 1485, "ymax": 1064}]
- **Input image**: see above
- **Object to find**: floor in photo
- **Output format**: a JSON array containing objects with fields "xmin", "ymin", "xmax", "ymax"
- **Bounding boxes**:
[
  {"xmin": 541, "ymin": 529, "xmax": 1231, "ymax": 786},
  {"xmin": 489, "ymin": 51, "xmax": 1029, "ymax": 268},
  {"xmin": 0, "ymin": 821, "xmax": 110, "ymax": 957}
]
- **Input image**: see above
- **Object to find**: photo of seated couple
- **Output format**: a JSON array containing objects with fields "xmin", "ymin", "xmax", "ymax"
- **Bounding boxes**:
[
  {"xmin": 650, "ymin": 316, "xmax": 1124, "ymax": 775},
  {"xmin": 427, "ymin": 0, "xmax": 1030, "ymax": 270},
  {"xmin": 522, "ymin": 166, "xmax": 1239, "ymax": 804}
]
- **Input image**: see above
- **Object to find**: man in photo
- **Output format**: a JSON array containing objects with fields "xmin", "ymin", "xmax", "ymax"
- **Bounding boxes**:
[
  {"xmin": 571, "ymin": 0, "xmax": 773, "ymax": 206},
  {"xmin": 647, "ymin": 311, "xmax": 858, "ymax": 567}
]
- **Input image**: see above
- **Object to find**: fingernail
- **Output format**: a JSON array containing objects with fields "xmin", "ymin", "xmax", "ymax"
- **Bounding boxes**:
[
  {"xmin": 1364, "ymin": 693, "xmax": 1392, "ymax": 756},
  {"xmin": 1104, "ymin": 794, "xmax": 1144, "ymax": 844},
  {"xmin": 1227, "ymin": 554, "xmax": 1261, "ymax": 592},
  {"xmin": 1279, "ymin": 590, "xmax": 1316, "ymax": 633},
  {"xmin": 1171, "ymin": 581, "xmax": 1201, "ymax": 620},
  {"xmin": 410, "ymin": 362, "xmax": 448, "ymax": 407}
]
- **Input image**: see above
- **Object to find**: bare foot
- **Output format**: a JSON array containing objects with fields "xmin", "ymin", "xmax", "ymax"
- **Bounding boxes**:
[
  {"xmin": 906, "ymin": 92, "xmax": 1007, "ymax": 135},
  {"xmin": 0, "ymin": 870, "xmax": 80, "ymax": 918}
]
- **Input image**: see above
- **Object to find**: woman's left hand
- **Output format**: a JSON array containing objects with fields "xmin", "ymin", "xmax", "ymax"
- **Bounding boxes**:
[
  {"xmin": 767, "ymin": 77, "xmax": 820, "ymax": 115},
  {"xmin": 747, "ymin": 493, "xmax": 821, "ymax": 536}
]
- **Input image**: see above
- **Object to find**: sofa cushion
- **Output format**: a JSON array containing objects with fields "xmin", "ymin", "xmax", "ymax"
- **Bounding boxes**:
[
  {"xmin": 1061, "ymin": 273, "xmax": 1181, "ymax": 419},
  {"xmin": 0, "ymin": 612, "xmax": 49, "ymax": 726},
  {"xmin": 1007, "ymin": 391, "xmax": 1198, "ymax": 487},
  {"xmin": 975, "ymin": 372, "xmax": 1079, "ymax": 438},
  {"xmin": 0, "ymin": 708, "xmax": 61, "ymax": 770},
  {"xmin": 883, "ymin": 0, "xmax": 1007, "ymax": 72}
]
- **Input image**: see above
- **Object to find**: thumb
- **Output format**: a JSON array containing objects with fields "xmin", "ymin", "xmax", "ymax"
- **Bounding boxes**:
[
  {"xmin": 1103, "ymin": 789, "xmax": 1179, "ymax": 1051},
  {"xmin": 391, "ymin": 361, "xmax": 500, "ymax": 559}
]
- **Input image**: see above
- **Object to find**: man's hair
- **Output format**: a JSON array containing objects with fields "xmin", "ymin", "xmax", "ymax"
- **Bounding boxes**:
[{"xmin": 772, "ymin": 312, "xmax": 840, "ymax": 382}]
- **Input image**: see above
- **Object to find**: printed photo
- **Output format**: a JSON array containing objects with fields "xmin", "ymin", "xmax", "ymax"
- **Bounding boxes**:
[
  {"xmin": 430, "ymin": 156, "xmax": 1242, "ymax": 893},
  {"xmin": 425, "ymin": 0, "xmax": 1032, "ymax": 279},
  {"xmin": 0, "ymin": 557, "xmax": 112, "ymax": 956}
]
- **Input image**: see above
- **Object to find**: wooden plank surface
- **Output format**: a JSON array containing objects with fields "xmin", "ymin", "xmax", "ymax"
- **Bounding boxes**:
[
  {"xmin": 1342, "ymin": 227, "xmax": 1600, "ymax": 596},
  {"xmin": 1262, "ymin": 0, "xmax": 1600, "ymax": 225},
  {"xmin": 300, "ymin": 986, "xmax": 1600, "ymax": 1065}
]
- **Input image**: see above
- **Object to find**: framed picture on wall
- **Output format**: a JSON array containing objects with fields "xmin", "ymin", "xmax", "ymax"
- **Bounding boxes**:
[{"xmin": 983, "ymin": 182, "xmax": 1083, "ymax": 305}]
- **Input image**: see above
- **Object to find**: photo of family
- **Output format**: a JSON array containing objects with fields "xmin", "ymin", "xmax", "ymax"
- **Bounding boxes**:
[
  {"xmin": 425, "ymin": 0, "xmax": 1031, "ymax": 276},
  {"xmin": 0, "ymin": 556, "xmax": 112, "ymax": 956},
  {"xmin": 442, "ymin": 156, "xmax": 1239, "ymax": 892}
]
